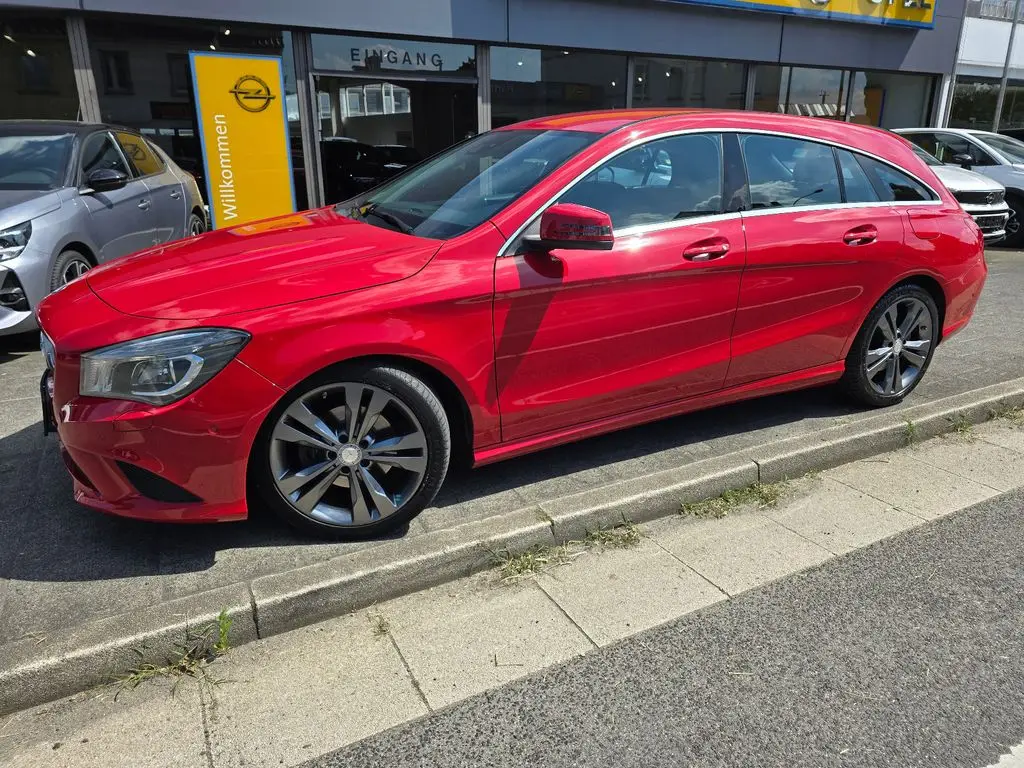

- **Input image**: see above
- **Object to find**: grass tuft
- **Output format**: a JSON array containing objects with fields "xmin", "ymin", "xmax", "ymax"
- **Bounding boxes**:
[
  {"xmin": 116, "ymin": 610, "xmax": 232, "ymax": 694},
  {"xmin": 491, "ymin": 521, "xmax": 641, "ymax": 583},
  {"xmin": 903, "ymin": 419, "xmax": 920, "ymax": 446},
  {"xmin": 369, "ymin": 613, "xmax": 391, "ymax": 638},
  {"xmin": 947, "ymin": 414, "xmax": 976, "ymax": 441},
  {"xmin": 990, "ymin": 404, "xmax": 1024, "ymax": 427},
  {"xmin": 584, "ymin": 521, "xmax": 641, "ymax": 549},
  {"xmin": 681, "ymin": 481, "xmax": 789, "ymax": 519}
]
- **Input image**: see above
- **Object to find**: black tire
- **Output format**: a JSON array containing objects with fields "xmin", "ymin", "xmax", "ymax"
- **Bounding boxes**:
[
  {"xmin": 251, "ymin": 363, "xmax": 451, "ymax": 540},
  {"xmin": 1003, "ymin": 194, "xmax": 1024, "ymax": 248},
  {"xmin": 188, "ymin": 212, "xmax": 206, "ymax": 237},
  {"xmin": 840, "ymin": 283, "xmax": 939, "ymax": 408},
  {"xmin": 49, "ymin": 248, "xmax": 92, "ymax": 293}
]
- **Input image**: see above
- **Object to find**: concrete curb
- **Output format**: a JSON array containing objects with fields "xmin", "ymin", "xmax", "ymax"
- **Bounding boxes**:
[{"xmin": 3, "ymin": 377, "xmax": 1024, "ymax": 715}]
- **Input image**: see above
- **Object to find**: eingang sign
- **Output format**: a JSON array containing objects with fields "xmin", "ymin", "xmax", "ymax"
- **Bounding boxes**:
[
  {"xmin": 190, "ymin": 52, "xmax": 296, "ymax": 229},
  {"xmin": 662, "ymin": 0, "xmax": 935, "ymax": 27}
]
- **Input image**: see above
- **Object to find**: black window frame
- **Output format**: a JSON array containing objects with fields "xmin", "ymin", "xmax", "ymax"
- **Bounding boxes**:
[{"xmin": 78, "ymin": 130, "xmax": 135, "ymax": 185}]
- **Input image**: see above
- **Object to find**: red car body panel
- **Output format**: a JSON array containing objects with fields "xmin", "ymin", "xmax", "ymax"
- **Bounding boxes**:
[{"xmin": 36, "ymin": 110, "xmax": 987, "ymax": 524}]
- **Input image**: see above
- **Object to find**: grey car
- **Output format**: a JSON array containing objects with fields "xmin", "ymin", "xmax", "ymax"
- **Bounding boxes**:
[{"xmin": 0, "ymin": 121, "xmax": 206, "ymax": 336}]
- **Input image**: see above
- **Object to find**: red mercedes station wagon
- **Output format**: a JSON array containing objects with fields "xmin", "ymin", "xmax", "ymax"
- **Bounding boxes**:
[{"xmin": 38, "ymin": 110, "xmax": 987, "ymax": 538}]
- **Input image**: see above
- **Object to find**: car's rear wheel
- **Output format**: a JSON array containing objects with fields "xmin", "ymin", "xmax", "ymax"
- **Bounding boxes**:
[
  {"xmin": 840, "ymin": 284, "xmax": 939, "ymax": 407},
  {"xmin": 50, "ymin": 249, "xmax": 92, "ymax": 292},
  {"xmin": 188, "ymin": 212, "xmax": 206, "ymax": 236},
  {"xmin": 253, "ymin": 364, "xmax": 450, "ymax": 539}
]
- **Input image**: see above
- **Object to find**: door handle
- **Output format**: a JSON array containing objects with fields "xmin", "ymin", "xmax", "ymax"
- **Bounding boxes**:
[
  {"xmin": 843, "ymin": 226, "xmax": 877, "ymax": 246},
  {"xmin": 138, "ymin": 199, "xmax": 151, "ymax": 211},
  {"xmin": 169, "ymin": 190, "xmax": 182, "ymax": 200},
  {"xmin": 683, "ymin": 240, "xmax": 730, "ymax": 262}
]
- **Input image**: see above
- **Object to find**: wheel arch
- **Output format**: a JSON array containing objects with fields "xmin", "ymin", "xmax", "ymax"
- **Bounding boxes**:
[
  {"xmin": 841, "ymin": 273, "xmax": 947, "ymax": 359},
  {"xmin": 57, "ymin": 241, "xmax": 98, "ymax": 266}
]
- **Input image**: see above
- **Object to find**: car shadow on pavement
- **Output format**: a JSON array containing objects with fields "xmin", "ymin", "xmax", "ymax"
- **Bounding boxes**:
[
  {"xmin": 0, "ymin": 384, "xmax": 866, "ymax": 588},
  {"xmin": 0, "ymin": 331, "xmax": 40, "ymax": 364}
]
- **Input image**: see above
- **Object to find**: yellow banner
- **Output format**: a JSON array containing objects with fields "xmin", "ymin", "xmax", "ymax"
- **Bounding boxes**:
[
  {"xmin": 190, "ymin": 52, "xmax": 296, "ymax": 229},
  {"xmin": 664, "ymin": 0, "xmax": 934, "ymax": 27}
]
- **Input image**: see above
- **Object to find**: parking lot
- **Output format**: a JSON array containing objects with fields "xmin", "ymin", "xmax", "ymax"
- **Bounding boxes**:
[{"xmin": 1, "ymin": 250, "xmax": 1022, "ymax": 654}]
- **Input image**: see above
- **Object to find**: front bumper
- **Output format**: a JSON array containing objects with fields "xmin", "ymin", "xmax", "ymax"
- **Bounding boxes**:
[
  {"xmin": 44, "ymin": 350, "xmax": 283, "ymax": 523},
  {"xmin": 961, "ymin": 203, "xmax": 1011, "ymax": 242}
]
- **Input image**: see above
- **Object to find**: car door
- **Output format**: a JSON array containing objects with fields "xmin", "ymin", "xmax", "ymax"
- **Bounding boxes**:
[
  {"xmin": 493, "ymin": 132, "xmax": 746, "ymax": 442},
  {"xmin": 77, "ymin": 131, "xmax": 155, "ymax": 262},
  {"xmin": 726, "ymin": 133, "xmax": 907, "ymax": 388},
  {"xmin": 116, "ymin": 131, "xmax": 187, "ymax": 243}
]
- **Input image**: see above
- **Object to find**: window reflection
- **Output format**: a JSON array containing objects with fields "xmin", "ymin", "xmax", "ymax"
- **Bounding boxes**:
[
  {"xmin": 1, "ymin": 14, "xmax": 79, "ymax": 120},
  {"xmin": 632, "ymin": 57, "xmax": 746, "ymax": 109},
  {"xmin": 754, "ymin": 66, "xmax": 848, "ymax": 118},
  {"xmin": 848, "ymin": 71, "xmax": 935, "ymax": 128}
]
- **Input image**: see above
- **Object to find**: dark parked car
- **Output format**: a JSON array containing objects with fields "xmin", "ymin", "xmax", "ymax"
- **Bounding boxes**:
[{"xmin": 320, "ymin": 138, "xmax": 402, "ymax": 204}]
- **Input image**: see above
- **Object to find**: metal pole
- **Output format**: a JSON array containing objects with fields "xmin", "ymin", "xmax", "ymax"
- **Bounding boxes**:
[{"xmin": 994, "ymin": 0, "xmax": 1023, "ymax": 131}]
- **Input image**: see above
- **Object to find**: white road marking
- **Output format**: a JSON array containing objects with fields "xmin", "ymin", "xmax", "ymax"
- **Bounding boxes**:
[{"xmin": 987, "ymin": 742, "xmax": 1024, "ymax": 767}]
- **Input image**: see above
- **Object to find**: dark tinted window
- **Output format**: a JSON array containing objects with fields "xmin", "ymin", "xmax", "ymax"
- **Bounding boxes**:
[
  {"xmin": 856, "ymin": 156, "xmax": 933, "ymax": 202},
  {"xmin": 560, "ymin": 134, "xmax": 723, "ymax": 229},
  {"xmin": 740, "ymin": 134, "xmax": 841, "ymax": 208},
  {"xmin": 836, "ymin": 150, "xmax": 880, "ymax": 203},
  {"xmin": 910, "ymin": 132, "xmax": 996, "ymax": 167},
  {"xmin": 80, "ymin": 133, "xmax": 131, "ymax": 180},
  {"xmin": 0, "ymin": 132, "xmax": 72, "ymax": 190}
]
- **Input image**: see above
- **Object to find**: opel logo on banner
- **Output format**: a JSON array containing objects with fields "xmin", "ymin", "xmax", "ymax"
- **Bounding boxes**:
[{"xmin": 229, "ymin": 74, "xmax": 275, "ymax": 113}]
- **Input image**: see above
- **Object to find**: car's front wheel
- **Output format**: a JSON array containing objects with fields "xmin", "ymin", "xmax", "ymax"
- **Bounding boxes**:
[
  {"xmin": 188, "ymin": 212, "xmax": 206, "ymax": 237},
  {"xmin": 50, "ymin": 248, "xmax": 92, "ymax": 292},
  {"xmin": 840, "ymin": 284, "xmax": 939, "ymax": 407},
  {"xmin": 252, "ymin": 364, "xmax": 451, "ymax": 539}
]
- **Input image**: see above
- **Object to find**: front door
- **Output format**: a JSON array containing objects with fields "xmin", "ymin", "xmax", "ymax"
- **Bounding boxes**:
[
  {"xmin": 493, "ymin": 132, "xmax": 746, "ymax": 442},
  {"xmin": 727, "ymin": 134, "xmax": 908, "ymax": 387},
  {"xmin": 77, "ymin": 131, "xmax": 154, "ymax": 262}
]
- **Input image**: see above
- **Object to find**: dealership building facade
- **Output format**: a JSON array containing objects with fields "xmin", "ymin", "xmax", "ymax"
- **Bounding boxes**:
[{"xmin": 3, "ymin": 0, "xmax": 966, "ymax": 210}]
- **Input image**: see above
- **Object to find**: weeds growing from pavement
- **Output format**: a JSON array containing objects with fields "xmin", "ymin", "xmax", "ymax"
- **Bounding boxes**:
[
  {"xmin": 947, "ymin": 414, "xmax": 976, "ymax": 441},
  {"xmin": 903, "ymin": 419, "xmax": 920, "ymax": 445},
  {"xmin": 680, "ymin": 481, "xmax": 789, "ymax": 519},
  {"xmin": 491, "ymin": 521, "xmax": 641, "ymax": 583},
  {"xmin": 369, "ymin": 613, "xmax": 391, "ymax": 638},
  {"xmin": 117, "ymin": 610, "xmax": 233, "ymax": 694},
  {"xmin": 990, "ymin": 404, "xmax": 1024, "ymax": 427}
]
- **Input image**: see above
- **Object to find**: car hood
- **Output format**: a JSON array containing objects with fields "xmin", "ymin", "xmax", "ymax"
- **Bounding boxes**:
[
  {"xmin": 86, "ymin": 208, "xmax": 442, "ymax": 320},
  {"xmin": 931, "ymin": 164, "xmax": 1005, "ymax": 193},
  {"xmin": 0, "ymin": 188, "xmax": 62, "ymax": 230}
]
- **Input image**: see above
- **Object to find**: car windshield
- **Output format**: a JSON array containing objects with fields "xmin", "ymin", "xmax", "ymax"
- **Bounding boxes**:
[
  {"xmin": 337, "ymin": 129, "xmax": 598, "ymax": 240},
  {"xmin": 972, "ymin": 132, "xmax": 1024, "ymax": 164},
  {"xmin": 0, "ymin": 132, "xmax": 73, "ymax": 191},
  {"xmin": 911, "ymin": 144, "xmax": 942, "ymax": 167}
]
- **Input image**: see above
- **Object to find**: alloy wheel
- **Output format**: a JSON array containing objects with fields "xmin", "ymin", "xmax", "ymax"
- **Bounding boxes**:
[
  {"xmin": 61, "ymin": 259, "xmax": 90, "ymax": 285},
  {"xmin": 189, "ymin": 216, "xmax": 205, "ymax": 236},
  {"xmin": 268, "ymin": 383, "xmax": 428, "ymax": 527},
  {"xmin": 864, "ymin": 297, "xmax": 933, "ymax": 397}
]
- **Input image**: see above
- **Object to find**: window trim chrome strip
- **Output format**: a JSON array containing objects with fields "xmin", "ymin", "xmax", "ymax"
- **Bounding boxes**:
[{"xmin": 497, "ymin": 126, "xmax": 944, "ymax": 257}]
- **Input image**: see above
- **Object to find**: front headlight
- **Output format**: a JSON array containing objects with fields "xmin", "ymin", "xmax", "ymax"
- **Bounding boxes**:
[
  {"xmin": 80, "ymin": 329, "xmax": 250, "ymax": 405},
  {"xmin": 0, "ymin": 221, "xmax": 31, "ymax": 262}
]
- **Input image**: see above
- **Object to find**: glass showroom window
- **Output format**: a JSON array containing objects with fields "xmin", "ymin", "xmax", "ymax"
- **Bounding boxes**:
[
  {"xmin": 847, "ymin": 71, "xmax": 935, "ymax": 128},
  {"xmin": 84, "ymin": 17, "xmax": 305, "ymax": 207},
  {"xmin": 755, "ymin": 65, "xmax": 849, "ymax": 118},
  {"xmin": 632, "ymin": 56, "xmax": 746, "ymax": 109},
  {"xmin": 949, "ymin": 78, "xmax": 1000, "ymax": 129},
  {"xmin": 490, "ymin": 46, "xmax": 627, "ymax": 128},
  {"xmin": 1, "ymin": 14, "xmax": 80, "ymax": 120}
]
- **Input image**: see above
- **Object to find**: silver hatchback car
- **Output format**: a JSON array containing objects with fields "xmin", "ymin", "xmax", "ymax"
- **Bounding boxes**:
[{"xmin": 0, "ymin": 121, "xmax": 206, "ymax": 336}]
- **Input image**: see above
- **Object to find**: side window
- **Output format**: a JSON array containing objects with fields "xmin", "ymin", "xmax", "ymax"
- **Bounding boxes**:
[
  {"xmin": 905, "ymin": 132, "xmax": 939, "ymax": 158},
  {"xmin": 559, "ymin": 133, "xmax": 723, "ymax": 229},
  {"xmin": 856, "ymin": 156, "xmax": 934, "ymax": 202},
  {"xmin": 80, "ymin": 133, "xmax": 131, "ymax": 181},
  {"xmin": 115, "ymin": 132, "xmax": 165, "ymax": 176},
  {"xmin": 933, "ymin": 133, "xmax": 996, "ymax": 167},
  {"xmin": 836, "ymin": 150, "xmax": 880, "ymax": 204},
  {"xmin": 739, "ymin": 134, "xmax": 841, "ymax": 209}
]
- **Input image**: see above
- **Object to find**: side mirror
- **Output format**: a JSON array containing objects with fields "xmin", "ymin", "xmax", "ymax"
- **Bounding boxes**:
[
  {"xmin": 525, "ymin": 203, "xmax": 614, "ymax": 252},
  {"xmin": 84, "ymin": 168, "xmax": 129, "ymax": 193},
  {"xmin": 951, "ymin": 153, "xmax": 974, "ymax": 170}
]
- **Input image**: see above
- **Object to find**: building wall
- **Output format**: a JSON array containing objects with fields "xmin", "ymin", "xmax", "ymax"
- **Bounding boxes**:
[{"xmin": 959, "ymin": 16, "xmax": 1024, "ymax": 79}]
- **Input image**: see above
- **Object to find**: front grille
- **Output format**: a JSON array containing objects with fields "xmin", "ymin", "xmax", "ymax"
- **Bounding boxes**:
[
  {"xmin": 974, "ymin": 213, "xmax": 1009, "ymax": 233},
  {"xmin": 0, "ymin": 271, "xmax": 29, "ymax": 312},
  {"xmin": 116, "ymin": 461, "xmax": 202, "ymax": 504},
  {"xmin": 955, "ymin": 189, "xmax": 1005, "ymax": 206}
]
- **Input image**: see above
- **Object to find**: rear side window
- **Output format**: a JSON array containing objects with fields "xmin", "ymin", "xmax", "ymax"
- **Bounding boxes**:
[
  {"xmin": 856, "ymin": 156, "xmax": 934, "ymax": 202},
  {"xmin": 740, "ymin": 134, "xmax": 841, "ymax": 209},
  {"xmin": 836, "ymin": 150, "xmax": 880, "ymax": 203},
  {"xmin": 559, "ymin": 133, "xmax": 723, "ymax": 229},
  {"xmin": 115, "ymin": 132, "xmax": 165, "ymax": 176}
]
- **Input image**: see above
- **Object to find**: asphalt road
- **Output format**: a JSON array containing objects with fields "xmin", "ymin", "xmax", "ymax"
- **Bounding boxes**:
[{"xmin": 308, "ymin": 487, "xmax": 1024, "ymax": 768}]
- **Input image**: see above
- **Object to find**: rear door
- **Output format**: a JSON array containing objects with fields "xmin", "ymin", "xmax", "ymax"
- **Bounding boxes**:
[
  {"xmin": 493, "ymin": 132, "xmax": 747, "ymax": 441},
  {"xmin": 727, "ymin": 133, "xmax": 907, "ymax": 388},
  {"xmin": 116, "ymin": 131, "xmax": 187, "ymax": 243},
  {"xmin": 77, "ymin": 131, "xmax": 154, "ymax": 262}
]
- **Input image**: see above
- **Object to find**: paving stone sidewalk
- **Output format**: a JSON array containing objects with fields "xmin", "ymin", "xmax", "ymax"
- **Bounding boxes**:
[{"xmin": 1, "ymin": 417, "xmax": 1022, "ymax": 767}]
